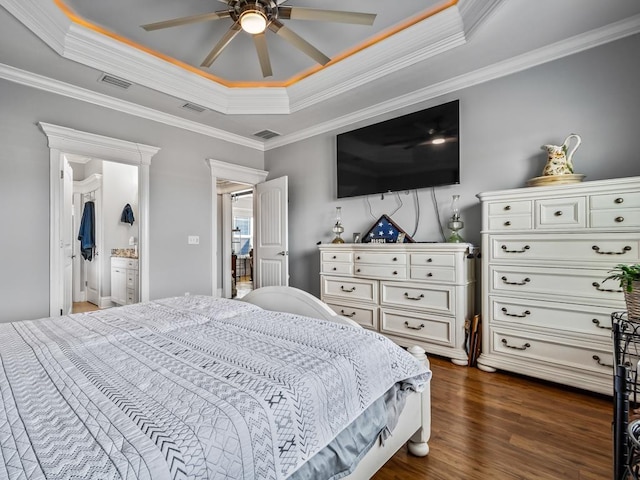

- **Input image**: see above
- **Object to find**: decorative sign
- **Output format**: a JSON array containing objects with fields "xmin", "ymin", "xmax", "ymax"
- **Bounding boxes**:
[{"xmin": 362, "ymin": 215, "xmax": 414, "ymax": 243}]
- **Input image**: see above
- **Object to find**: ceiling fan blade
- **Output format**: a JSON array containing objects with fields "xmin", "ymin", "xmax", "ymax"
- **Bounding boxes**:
[
  {"xmin": 142, "ymin": 11, "xmax": 230, "ymax": 31},
  {"xmin": 269, "ymin": 20, "xmax": 330, "ymax": 66},
  {"xmin": 201, "ymin": 23, "xmax": 242, "ymax": 68},
  {"xmin": 279, "ymin": 7, "xmax": 376, "ymax": 25},
  {"xmin": 253, "ymin": 33, "xmax": 273, "ymax": 78}
]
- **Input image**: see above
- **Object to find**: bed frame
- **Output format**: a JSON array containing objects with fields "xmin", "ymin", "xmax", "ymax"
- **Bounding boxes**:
[{"xmin": 241, "ymin": 286, "xmax": 431, "ymax": 479}]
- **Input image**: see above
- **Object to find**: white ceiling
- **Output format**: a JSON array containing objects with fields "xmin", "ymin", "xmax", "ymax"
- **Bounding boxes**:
[{"xmin": 1, "ymin": 0, "xmax": 640, "ymax": 151}]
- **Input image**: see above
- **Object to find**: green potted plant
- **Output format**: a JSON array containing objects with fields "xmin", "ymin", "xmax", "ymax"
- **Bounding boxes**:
[{"xmin": 604, "ymin": 264, "xmax": 640, "ymax": 319}]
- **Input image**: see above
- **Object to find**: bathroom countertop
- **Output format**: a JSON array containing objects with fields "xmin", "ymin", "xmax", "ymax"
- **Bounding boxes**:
[{"xmin": 111, "ymin": 248, "xmax": 138, "ymax": 259}]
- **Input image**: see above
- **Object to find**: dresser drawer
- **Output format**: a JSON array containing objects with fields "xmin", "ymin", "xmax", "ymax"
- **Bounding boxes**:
[
  {"xmin": 490, "ymin": 329, "xmax": 613, "ymax": 375},
  {"xmin": 126, "ymin": 259, "xmax": 138, "ymax": 269},
  {"xmin": 355, "ymin": 265, "xmax": 406, "ymax": 280},
  {"xmin": 410, "ymin": 266, "xmax": 456, "ymax": 283},
  {"xmin": 490, "ymin": 265, "xmax": 626, "ymax": 305},
  {"xmin": 489, "ymin": 235, "xmax": 640, "ymax": 264},
  {"xmin": 410, "ymin": 253, "xmax": 455, "ymax": 267},
  {"xmin": 535, "ymin": 197, "xmax": 586, "ymax": 229},
  {"xmin": 321, "ymin": 262, "xmax": 353, "ymax": 275},
  {"xmin": 488, "ymin": 200, "xmax": 532, "ymax": 216},
  {"xmin": 111, "ymin": 257, "xmax": 128, "ymax": 268},
  {"xmin": 326, "ymin": 302, "xmax": 378, "ymax": 330},
  {"xmin": 380, "ymin": 282, "xmax": 454, "ymax": 315},
  {"xmin": 126, "ymin": 272, "xmax": 136, "ymax": 288},
  {"xmin": 489, "ymin": 295, "xmax": 613, "ymax": 339},
  {"xmin": 321, "ymin": 251, "xmax": 352, "ymax": 263},
  {"xmin": 488, "ymin": 215, "xmax": 532, "ymax": 231},
  {"xmin": 322, "ymin": 276, "xmax": 377, "ymax": 303},
  {"xmin": 590, "ymin": 191, "xmax": 640, "ymax": 210},
  {"xmin": 380, "ymin": 308, "xmax": 453, "ymax": 346},
  {"xmin": 354, "ymin": 252, "xmax": 406, "ymax": 265},
  {"xmin": 590, "ymin": 209, "xmax": 640, "ymax": 228}
]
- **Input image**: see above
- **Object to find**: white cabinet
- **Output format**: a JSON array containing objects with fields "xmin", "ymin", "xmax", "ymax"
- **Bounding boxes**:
[
  {"xmin": 477, "ymin": 176, "xmax": 640, "ymax": 394},
  {"xmin": 319, "ymin": 243, "xmax": 477, "ymax": 364},
  {"xmin": 111, "ymin": 257, "xmax": 139, "ymax": 306}
]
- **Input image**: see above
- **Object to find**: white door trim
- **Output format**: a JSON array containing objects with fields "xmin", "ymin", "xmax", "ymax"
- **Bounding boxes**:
[
  {"xmin": 208, "ymin": 159, "xmax": 268, "ymax": 298},
  {"xmin": 40, "ymin": 122, "xmax": 160, "ymax": 316}
]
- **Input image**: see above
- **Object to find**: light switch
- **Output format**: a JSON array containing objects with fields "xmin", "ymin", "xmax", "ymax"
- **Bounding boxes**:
[{"xmin": 188, "ymin": 235, "xmax": 199, "ymax": 245}]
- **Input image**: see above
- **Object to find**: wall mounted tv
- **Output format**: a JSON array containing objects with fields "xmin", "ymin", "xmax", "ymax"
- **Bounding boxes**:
[{"xmin": 336, "ymin": 99, "xmax": 459, "ymax": 199}]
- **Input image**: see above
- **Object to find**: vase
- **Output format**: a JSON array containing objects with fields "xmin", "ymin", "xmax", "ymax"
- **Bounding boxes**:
[{"xmin": 625, "ymin": 281, "xmax": 640, "ymax": 320}]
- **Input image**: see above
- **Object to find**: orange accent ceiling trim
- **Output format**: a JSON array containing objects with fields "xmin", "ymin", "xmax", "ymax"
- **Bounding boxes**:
[{"xmin": 54, "ymin": 0, "xmax": 457, "ymax": 89}]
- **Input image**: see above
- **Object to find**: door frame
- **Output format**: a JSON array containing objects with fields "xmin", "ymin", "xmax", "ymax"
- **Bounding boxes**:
[
  {"xmin": 208, "ymin": 159, "xmax": 267, "ymax": 298},
  {"xmin": 40, "ymin": 122, "xmax": 160, "ymax": 317}
]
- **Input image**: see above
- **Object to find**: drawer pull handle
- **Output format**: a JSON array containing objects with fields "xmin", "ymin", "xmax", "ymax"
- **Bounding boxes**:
[
  {"xmin": 332, "ymin": 267, "xmax": 337, "ymax": 271},
  {"xmin": 501, "ymin": 245, "xmax": 530, "ymax": 254},
  {"xmin": 332, "ymin": 255, "xmax": 337, "ymax": 259},
  {"xmin": 356, "ymin": 269, "xmax": 361, "ymax": 273},
  {"xmin": 592, "ymin": 281, "xmax": 622, "ymax": 293},
  {"xmin": 554, "ymin": 210, "xmax": 563, "ymax": 216},
  {"xmin": 393, "ymin": 271, "xmax": 398, "ymax": 275},
  {"xmin": 615, "ymin": 197, "xmax": 624, "ymax": 204},
  {"xmin": 356, "ymin": 256, "xmax": 361, "ymax": 260},
  {"xmin": 501, "ymin": 339, "xmax": 530, "ymax": 350},
  {"xmin": 426, "ymin": 258, "xmax": 433, "ymax": 263},
  {"xmin": 426, "ymin": 272, "xmax": 433, "ymax": 277},
  {"xmin": 592, "ymin": 318, "xmax": 612, "ymax": 330},
  {"xmin": 504, "ymin": 205, "xmax": 511, "ymax": 211},
  {"xmin": 340, "ymin": 286, "xmax": 356, "ymax": 293},
  {"xmin": 501, "ymin": 276, "xmax": 530, "ymax": 286},
  {"xmin": 392, "ymin": 257, "xmax": 398, "ymax": 261},
  {"xmin": 592, "ymin": 245, "xmax": 631, "ymax": 255},
  {"xmin": 592, "ymin": 355, "xmax": 613, "ymax": 368},
  {"xmin": 615, "ymin": 216, "xmax": 625, "ymax": 223},
  {"xmin": 501, "ymin": 307, "xmax": 530, "ymax": 318},
  {"xmin": 340, "ymin": 310, "xmax": 356, "ymax": 318},
  {"xmin": 404, "ymin": 293, "xmax": 425, "ymax": 301},
  {"xmin": 404, "ymin": 321, "xmax": 425, "ymax": 331},
  {"xmin": 504, "ymin": 221, "xmax": 512, "ymax": 227}
]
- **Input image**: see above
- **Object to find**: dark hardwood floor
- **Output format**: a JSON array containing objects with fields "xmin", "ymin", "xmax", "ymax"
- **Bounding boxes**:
[{"xmin": 373, "ymin": 356, "xmax": 612, "ymax": 480}]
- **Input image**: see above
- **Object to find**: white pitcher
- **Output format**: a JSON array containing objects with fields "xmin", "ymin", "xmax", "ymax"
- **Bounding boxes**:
[{"xmin": 541, "ymin": 134, "xmax": 582, "ymax": 176}]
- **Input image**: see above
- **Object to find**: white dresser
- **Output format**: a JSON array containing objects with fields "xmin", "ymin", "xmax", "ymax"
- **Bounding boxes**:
[
  {"xmin": 318, "ymin": 243, "xmax": 477, "ymax": 364},
  {"xmin": 477, "ymin": 176, "xmax": 640, "ymax": 394},
  {"xmin": 111, "ymin": 257, "xmax": 139, "ymax": 306}
]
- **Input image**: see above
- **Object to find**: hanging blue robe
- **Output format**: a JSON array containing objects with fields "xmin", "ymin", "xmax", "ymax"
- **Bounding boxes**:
[{"xmin": 78, "ymin": 201, "xmax": 95, "ymax": 261}]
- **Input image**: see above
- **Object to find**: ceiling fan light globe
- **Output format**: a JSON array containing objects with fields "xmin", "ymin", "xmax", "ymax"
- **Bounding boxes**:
[{"xmin": 240, "ymin": 11, "xmax": 267, "ymax": 34}]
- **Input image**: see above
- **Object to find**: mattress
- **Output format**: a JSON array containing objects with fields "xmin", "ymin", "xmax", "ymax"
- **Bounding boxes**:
[{"xmin": 0, "ymin": 295, "xmax": 430, "ymax": 479}]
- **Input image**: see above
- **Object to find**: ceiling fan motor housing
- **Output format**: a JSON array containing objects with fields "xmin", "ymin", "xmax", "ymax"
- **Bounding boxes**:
[{"xmin": 232, "ymin": 1, "xmax": 277, "ymax": 23}]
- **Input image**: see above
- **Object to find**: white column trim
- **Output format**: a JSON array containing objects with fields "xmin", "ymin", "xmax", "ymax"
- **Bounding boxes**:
[{"xmin": 40, "ymin": 122, "xmax": 160, "ymax": 316}]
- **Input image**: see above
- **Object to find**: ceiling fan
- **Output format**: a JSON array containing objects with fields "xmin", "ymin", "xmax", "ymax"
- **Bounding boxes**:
[{"xmin": 141, "ymin": 0, "xmax": 376, "ymax": 78}]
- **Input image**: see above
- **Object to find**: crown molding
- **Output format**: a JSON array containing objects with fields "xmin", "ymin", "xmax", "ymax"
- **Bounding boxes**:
[
  {"xmin": 287, "ymin": 6, "xmax": 468, "ymax": 113},
  {"xmin": 0, "ymin": 0, "xmax": 501, "ymax": 115},
  {"xmin": 0, "ymin": 62, "xmax": 265, "ymax": 150},
  {"xmin": 39, "ymin": 122, "xmax": 160, "ymax": 165},
  {"xmin": 265, "ymin": 13, "xmax": 640, "ymax": 150},
  {"xmin": 208, "ymin": 159, "xmax": 268, "ymax": 184}
]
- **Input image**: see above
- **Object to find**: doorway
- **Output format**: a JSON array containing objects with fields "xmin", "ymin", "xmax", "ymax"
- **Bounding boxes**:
[
  {"xmin": 231, "ymin": 189, "xmax": 253, "ymax": 298},
  {"xmin": 41, "ymin": 122, "xmax": 159, "ymax": 317}
]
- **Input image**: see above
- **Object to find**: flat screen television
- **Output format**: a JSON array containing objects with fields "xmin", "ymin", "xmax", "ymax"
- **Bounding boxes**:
[{"xmin": 336, "ymin": 100, "xmax": 459, "ymax": 199}]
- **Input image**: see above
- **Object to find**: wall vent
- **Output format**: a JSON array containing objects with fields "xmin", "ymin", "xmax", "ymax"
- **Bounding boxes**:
[
  {"xmin": 253, "ymin": 129, "xmax": 280, "ymax": 140},
  {"xmin": 181, "ymin": 102, "xmax": 207, "ymax": 113},
  {"xmin": 99, "ymin": 74, "xmax": 133, "ymax": 90}
]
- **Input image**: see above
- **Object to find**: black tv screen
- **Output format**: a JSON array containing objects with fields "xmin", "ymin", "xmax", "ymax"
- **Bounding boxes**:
[{"xmin": 337, "ymin": 100, "xmax": 460, "ymax": 199}]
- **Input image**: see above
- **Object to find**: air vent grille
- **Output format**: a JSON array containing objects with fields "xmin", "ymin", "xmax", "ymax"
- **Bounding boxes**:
[
  {"xmin": 99, "ymin": 74, "xmax": 133, "ymax": 89},
  {"xmin": 181, "ymin": 102, "xmax": 207, "ymax": 113},
  {"xmin": 253, "ymin": 129, "xmax": 280, "ymax": 140}
]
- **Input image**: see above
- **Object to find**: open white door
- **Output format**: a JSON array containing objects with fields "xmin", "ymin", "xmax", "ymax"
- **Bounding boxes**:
[
  {"xmin": 85, "ymin": 189, "xmax": 101, "ymax": 306},
  {"xmin": 254, "ymin": 176, "xmax": 288, "ymax": 288},
  {"xmin": 62, "ymin": 160, "xmax": 73, "ymax": 315}
]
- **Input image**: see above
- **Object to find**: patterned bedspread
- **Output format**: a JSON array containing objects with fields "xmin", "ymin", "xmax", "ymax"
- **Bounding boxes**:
[{"xmin": 0, "ymin": 296, "xmax": 430, "ymax": 480}]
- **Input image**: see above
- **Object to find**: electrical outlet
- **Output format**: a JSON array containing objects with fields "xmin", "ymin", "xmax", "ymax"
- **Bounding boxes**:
[{"xmin": 188, "ymin": 235, "xmax": 199, "ymax": 245}]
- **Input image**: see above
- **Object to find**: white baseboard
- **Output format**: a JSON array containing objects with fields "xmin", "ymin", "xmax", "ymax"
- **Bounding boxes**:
[{"xmin": 99, "ymin": 296, "xmax": 113, "ymax": 309}]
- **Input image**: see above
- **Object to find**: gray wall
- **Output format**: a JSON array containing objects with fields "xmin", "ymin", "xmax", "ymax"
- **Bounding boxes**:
[
  {"xmin": 265, "ymin": 33, "xmax": 640, "ymax": 297},
  {"xmin": 0, "ymin": 79, "xmax": 263, "ymax": 322}
]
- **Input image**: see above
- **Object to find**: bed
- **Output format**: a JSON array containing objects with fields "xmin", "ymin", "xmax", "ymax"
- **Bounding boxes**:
[{"xmin": 0, "ymin": 287, "xmax": 431, "ymax": 479}]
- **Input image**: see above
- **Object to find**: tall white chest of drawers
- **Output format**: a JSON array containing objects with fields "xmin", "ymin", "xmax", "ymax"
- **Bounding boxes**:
[
  {"xmin": 477, "ymin": 176, "xmax": 640, "ymax": 394},
  {"xmin": 318, "ymin": 243, "xmax": 477, "ymax": 364}
]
